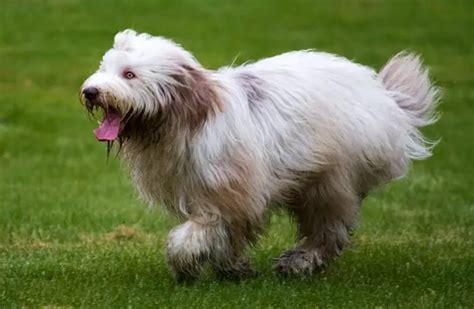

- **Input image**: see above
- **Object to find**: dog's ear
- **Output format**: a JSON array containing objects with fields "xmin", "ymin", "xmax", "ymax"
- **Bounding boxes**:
[{"xmin": 167, "ymin": 64, "xmax": 223, "ymax": 132}]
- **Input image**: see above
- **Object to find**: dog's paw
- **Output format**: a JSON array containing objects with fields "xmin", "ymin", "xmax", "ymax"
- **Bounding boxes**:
[
  {"xmin": 214, "ymin": 258, "xmax": 259, "ymax": 281},
  {"xmin": 167, "ymin": 252, "xmax": 206, "ymax": 282},
  {"xmin": 274, "ymin": 249, "xmax": 324, "ymax": 276}
]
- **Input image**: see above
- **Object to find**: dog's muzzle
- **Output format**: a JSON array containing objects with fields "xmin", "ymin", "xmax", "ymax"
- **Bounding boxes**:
[
  {"xmin": 83, "ymin": 87, "xmax": 99, "ymax": 101},
  {"xmin": 80, "ymin": 87, "xmax": 123, "ymax": 142},
  {"xmin": 81, "ymin": 87, "xmax": 104, "ymax": 114}
]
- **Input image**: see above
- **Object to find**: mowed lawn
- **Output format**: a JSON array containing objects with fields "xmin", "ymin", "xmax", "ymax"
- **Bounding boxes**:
[{"xmin": 0, "ymin": 0, "xmax": 472, "ymax": 307}]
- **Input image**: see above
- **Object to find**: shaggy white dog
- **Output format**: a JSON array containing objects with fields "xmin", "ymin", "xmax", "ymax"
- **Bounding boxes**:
[{"xmin": 80, "ymin": 29, "xmax": 439, "ymax": 280}]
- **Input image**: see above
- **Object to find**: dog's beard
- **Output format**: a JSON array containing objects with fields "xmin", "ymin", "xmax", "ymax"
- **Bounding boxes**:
[{"xmin": 119, "ymin": 109, "xmax": 164, "ymax": 148}]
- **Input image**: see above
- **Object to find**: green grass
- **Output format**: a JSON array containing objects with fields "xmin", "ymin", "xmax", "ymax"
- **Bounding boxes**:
[{"xmin": 0, "ymin": 0, "xmax": 473, "ymax": 307}]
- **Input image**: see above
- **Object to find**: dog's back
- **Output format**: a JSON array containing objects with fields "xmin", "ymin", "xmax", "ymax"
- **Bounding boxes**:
[{"xmin": 216, "ymin": 51, "xmax": 439, "ymax": 197}]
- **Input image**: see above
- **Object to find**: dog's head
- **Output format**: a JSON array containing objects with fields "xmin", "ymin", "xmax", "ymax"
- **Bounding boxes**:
[{"xmin": 80, "ymin": 29, "xmax": 221, "ymax": 142}]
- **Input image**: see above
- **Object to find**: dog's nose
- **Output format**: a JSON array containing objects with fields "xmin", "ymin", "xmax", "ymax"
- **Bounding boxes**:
[{"xmin": 83, "ymin": 87, "xmax": 99, "ymax": 100}]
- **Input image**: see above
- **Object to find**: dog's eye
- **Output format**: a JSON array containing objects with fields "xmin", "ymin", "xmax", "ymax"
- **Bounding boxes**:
[{"xmin": 124, "ymin": 71, "xmax": 136, "ymax": 79}]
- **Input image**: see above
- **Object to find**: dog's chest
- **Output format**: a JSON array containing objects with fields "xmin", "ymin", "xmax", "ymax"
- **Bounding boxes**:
[{"xmin": 122, "ymin": 141, "xmax": 196, "ymax": 213}]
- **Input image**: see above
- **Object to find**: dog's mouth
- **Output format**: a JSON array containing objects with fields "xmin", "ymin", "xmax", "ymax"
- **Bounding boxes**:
[
  {"xmin": 84, "ymin": 97, "xmax": 125, "ymax": 142},
  {"xmin": 94, "ymin": 107, "xmax": 122, "ymax": 141}
]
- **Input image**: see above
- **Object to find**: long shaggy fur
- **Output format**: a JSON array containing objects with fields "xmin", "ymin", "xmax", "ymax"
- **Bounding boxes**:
[{"xmin": 80, "ymin": 30, "xmax": 439, "ymax": 279}]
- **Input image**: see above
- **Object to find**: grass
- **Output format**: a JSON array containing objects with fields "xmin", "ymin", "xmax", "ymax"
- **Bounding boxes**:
[{"xmin": 0, "ymin": 0, "xmax": 473, "ymax": 307}]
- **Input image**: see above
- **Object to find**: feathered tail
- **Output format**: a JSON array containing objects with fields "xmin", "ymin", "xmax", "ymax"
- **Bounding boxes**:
[{"xmin": 379, "ymin": 52, "xmax": 441, "ymax": 160}]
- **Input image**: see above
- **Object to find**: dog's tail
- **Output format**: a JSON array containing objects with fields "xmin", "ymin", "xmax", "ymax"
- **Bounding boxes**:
[
  {"xmin": 379, "ymin": 52, "xmax": 440, "ymax": 128},
  {"xmin": 379, "ymin": 52, "xmax": 440, "ymax": 160}
]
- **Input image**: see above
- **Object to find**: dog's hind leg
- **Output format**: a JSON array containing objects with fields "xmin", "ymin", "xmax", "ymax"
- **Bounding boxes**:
[{"xmin": 275, "ymin": 169, "xmax": 360, "ymax": 275}]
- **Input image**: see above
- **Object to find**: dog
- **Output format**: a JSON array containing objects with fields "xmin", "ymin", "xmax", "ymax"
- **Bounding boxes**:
[{"xmin": 80, "ymin": 29, "xmax": 439, "ymax": 280}]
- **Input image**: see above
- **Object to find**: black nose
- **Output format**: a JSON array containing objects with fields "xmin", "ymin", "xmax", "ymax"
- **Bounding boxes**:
[{"xmin": 83, "ymin": 87, "xmax": 99, "ymax": 100}]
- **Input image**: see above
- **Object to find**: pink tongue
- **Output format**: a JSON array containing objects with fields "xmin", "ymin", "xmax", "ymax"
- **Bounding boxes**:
[{"xmin": 94, "ymin": 110, "xmax": 121, "ymax": 141}]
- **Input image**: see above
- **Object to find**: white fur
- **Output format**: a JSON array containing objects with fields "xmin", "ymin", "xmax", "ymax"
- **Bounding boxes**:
[{"xmin": 81, "ymin": 30, "xmax": 439, "ymax": 278}]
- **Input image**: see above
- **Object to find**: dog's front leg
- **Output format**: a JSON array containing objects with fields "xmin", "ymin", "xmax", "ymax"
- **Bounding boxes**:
[{"xmin": 166, "ymin": 219, "xmax": 227, "ymax": 281}]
